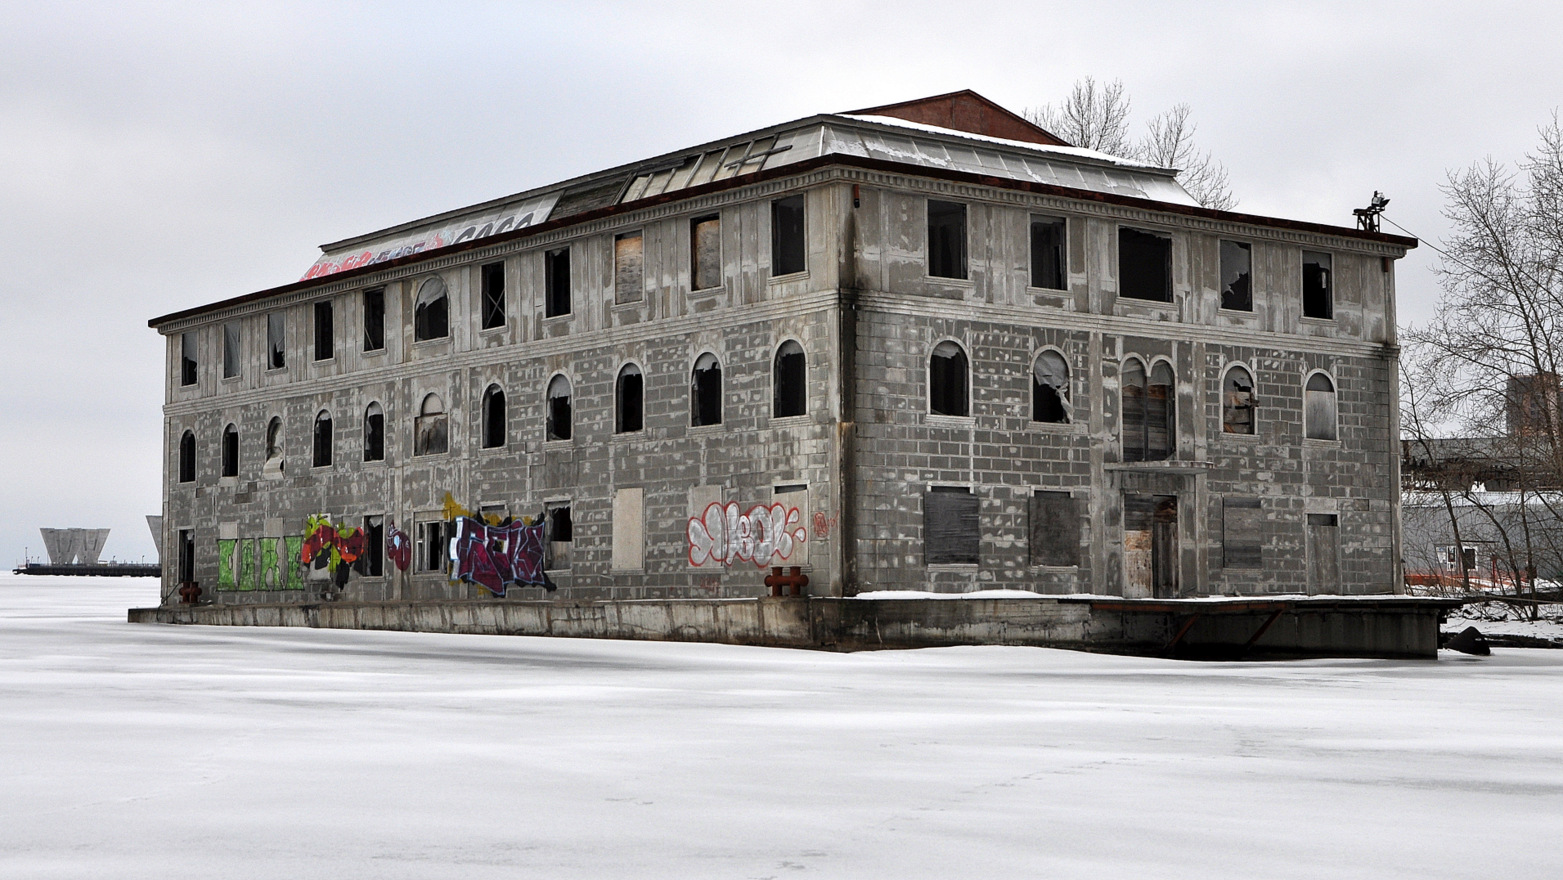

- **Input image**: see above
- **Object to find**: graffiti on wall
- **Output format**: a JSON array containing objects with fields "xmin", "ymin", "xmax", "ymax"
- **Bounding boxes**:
[
  {"xmin": 386, "ymin": 520, "xmax": 411, "ymax": 572},
  {"xmin": 301, "ymin": 514, "xmax": 367, "ymax": 573},
  {"xmin": 449, "ymin": 514, "xmax": 554, "ymax": 597},
  {"xmin": 812, "ymin": 511, "xmax": 839, "ymax": 540},
  {"xmin": 687, "ymin": 502, "xmax": 807, "ymax": 568},
  {"xmin": 216, "ymin": 536, "xmax": 304, "ymax": 591}
]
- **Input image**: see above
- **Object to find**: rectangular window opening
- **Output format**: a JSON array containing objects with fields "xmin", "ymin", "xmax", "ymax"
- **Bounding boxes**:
[
  {"xmin": 691, "ymin": 215, "xmax": 721, "ymax": 291},
  {"xmin": 179, "ymin": 332, "xmax": 198, "ymax": 386},
  {"xmin": 313, "ymin": 301, "xmax": 334, "ymax": 361},
  {"xmin": 417, "ymin": 520, "xmax": 448, "ymax": 573},
  {"xmin": 266, "ymin": 313, "xmax": 286, "ymax": 370},
  {"xmin": 1119, "ymin": 228, "xmax": 1172, "ymax": 303},
  {"xmin": 545, "ymin": 247, "xmax": 571, "ymax": 317},
  {"xmin": 925, "ymin": 486, "xmax": 979, "ymax": 565},
  {"xmin": 1029, "ymin": 491, "xmax": 1080, "ymax": 567},
  {"xmin": 362, "ymin": 288, "xmax": 385, "ymax": 352},
  {"xmin": 480, "ymin": 262, "xmax": 506, "ymax": 329},
  {"xmin": 1029, "ymin": 216, "xmax": 1067, "ymax": 290},
  {"xmin": 222, "ymin": 323, "xmax": 240, "ymax": 379},
  {"xmin": 927, "ymin": 200, "xmax": 968, "ymax": 280},
  {"xmin": 771, "ymin": 195, "xmax": 806, "ymax": 277},
  {"xmin": 614, "ymin": 232, "xmax": 644, "ymax": 304},
  {"xmin": 359, "ymin": 516, "xmax": 384, "ymax": 577},
  {"xmin": 546, "ymin": 503, "xmax": 573, "ymax": 571},
  {"xmin": 1220, "ymin": 240, "xmax": 1252, "ymax": 311},
  {"xmin": 1303, "ymin": 251, "xmax": 1333, "ymax": 319}
]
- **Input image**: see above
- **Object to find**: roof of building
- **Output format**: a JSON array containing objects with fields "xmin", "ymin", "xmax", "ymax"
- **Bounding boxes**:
[{"xmin": 150, "ymin": 90, "xmax": 1416, "ymax": 328}]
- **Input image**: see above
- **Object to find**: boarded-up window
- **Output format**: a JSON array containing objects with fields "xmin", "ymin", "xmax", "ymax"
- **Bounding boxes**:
[
  {"xmin": 415, "ymin": 394, "xmax": 448, "ymax": 455},
  {"xmin": 1032, "ymin": 350, "xmax": 1071, "ymax": 423},
  {"xmin": 1122, "ymin": 360, "xmax": 1146, "ymax": 462},
  {"xmin": 1119, "ymin": 227, "xmax": 1172, "ymax": 302},
  {"xmin": 773, "ymin": 340, "xmax": 806, "ymax": 417},
  {"xmin": 1147, "ymin": 362, "xmax": 1175, "ymax": 460},
  {"xmin": 1303, "ymin": 251, "xmax": 1333, "ymax": 319},
  {"xmin": 771, "ymin": 195, "xmax": 805, "ymax": 276},
  {"xmin": 1029, "ymin": 491, "xmax": 1079, "ymax": 567},
  {"xmin": 413, "ymin": 277, "xmax": 449, "ymax": 341},
  {"xmin": 1220, "ymin": 240, "xmax": 1252, "ymax": 311},
  {"xmin": 1305, "ymin": 372, "xmax": 1337, "ymax": 440},
  {"xmin": 545, "ymin": 247, "xmax": 571, "ymax": 317},
  {"xmin": 925, "ymin": 487, "xmax": 979, "ymax": 565},
  {"xmin": 930, "ymin": 341, "xmax": 968, "ymax": 416},
  {"xmin": 1222, "ymin": 497, "xmax": 1262, "ymax": 568},
  {"xmin": 928, "ymin": 200, "xmax": 968, "ymax": 280},
  {"xmin": 616, "ymin": 364, "xmax": 643, "ymax": 433},
  {"xmin": 480, "ymin": 262, "xmax": 505, "ymax": 329},
  {"xmin": 1222, "ymin": 365, "xmax": 1255, "ymax": 434},
  {"xmin": 180, "ymin": 332, "xmax": 198, "ymax": 386},
  {"xmin": 691, "ymin": 215, "xmax": 721, "ymax": 291},
  {"xmin": 615, "ymin": 231, "xmax": 644, "ymax": 304},
  {"xmin": 1030, "ymin": 215, "xmax": 1067, "ymax": 290},
  {"xmin": 611, "ymin": 488, "xmax": 644, "ymax": 571},
  {"xmin": 222, "ymin": 323, "xmax": 240, "ymax": 378}
]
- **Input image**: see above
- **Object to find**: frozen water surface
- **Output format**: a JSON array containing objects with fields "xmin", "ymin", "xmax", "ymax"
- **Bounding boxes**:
[{"xmin": 3, "ymin": 576, "xmax": 1562, "ymax": 879}]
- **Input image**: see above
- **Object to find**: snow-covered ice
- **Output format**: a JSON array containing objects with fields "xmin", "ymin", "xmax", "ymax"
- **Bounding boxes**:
[{"xmin": 4, "ymin": 576, "xmax": 1563, "ymax": 879}]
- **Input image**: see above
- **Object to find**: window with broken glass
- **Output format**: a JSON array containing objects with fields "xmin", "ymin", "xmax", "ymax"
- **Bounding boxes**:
[
  {"xmin": 1220, "ymin": 240, "xmax": 1252, "ymax": 311},
  {"xmin": 927, "ymin": 200, "xmax": 968, "ymax": 280},
  {"xmin": 416, "ymin": 520, "xmax": 448, "ymax": 573},
  {"xmin": 266, "ymin": 312, "xmax": 286, "ymax": 370},
  {"xmin": 691, "ymin": 215, "xmax": 721, "ymax": 291},
  {"xmin": 1031, "ymin": 350, "xmax": 1071, "ymax": 423},
  {"xmin": 313, "ymin": 300, "xmax": 334, "ymax": 361},
  {"xmin": 363, "ymin": 402, "xmax": 384, "ymax": 462},
  {"xmin": 177, "ymin": 430, "xmax": 195, "ymax": 483},
  {"xmin": 222, "ymin": 323, "xmax": 241, "ymax": 379},
  {"xmin": 264, "ymin": 417, "xmax": 284, "ymax": 474},
  {"xmin": 547, "ymin": 375, "xmax": 573, "ymax": 441},
  {"xmin": 773, "ymin": 341, "xmax": 806, "ymax": 418},
  {"xmin": 1030, "ymin": 216, "xmax": 1067, "ymax": 290},
  {"xmin": 1302, "ymin": 251, "xmax": 1333, "ymax": 319},
  {"xmin": 357, "ymin": 516, "xmax": 385, "ymax": 577},
  {"xmin": 179, "ymin": 332, "xmax": 198, "ymax": 386},
  {"xmin": 480, "ymin": 262, "xmax": 506, "ymax": 330},
  {"xmin": 1118, "ymin": 228, "xmax": 1172, "ymax": 303},
  {"xmin": 546, "ymin": 502, "xmax": 573, "ymax": 571},
  {"xmin": 929, "ymin": 341, "xmax": 969, "ymax": 417},
  {"xmin": 414, "ymin": 394, "xmax": 448, "ymax": 456},
  {"xmin": 362, "ymin": 288, "xmax": 385, "ymax": 352},
  {"xmin": 221, "ymin": 424, "xmax": 238, "ymax": 477},
  {"xmin": 1222, "ymin": 365, "xmax": 1256, "ymax": 434},
  {"xmin": 615, "ymin": 232, "xmax": 644, "ymax": 304},
  {"xmin": 615, "ymin": 364, "xmax": 643, "ymax": 434},
  {"xmin": 691, "ymin": 354, "xmax": 722, "ymax": 427},
  {"xmin": 545, "ymin": 247, "xmax": 571, "ymax": 317},
  {"xmin": 312, "ymin": 410, "xmax": 333, "ymax": 467},
  {"xmin": 771, "ymin": 195, "xmax": 806, "ymax": 277},
  {"xmin": 413, "ymin": 277, "xmax": 449, "ymax": 341},
  {"xmin": 481, "ymin": 384, "xmax": 506, "ymax": 449}
]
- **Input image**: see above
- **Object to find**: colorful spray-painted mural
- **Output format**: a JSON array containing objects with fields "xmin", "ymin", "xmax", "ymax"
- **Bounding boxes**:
[
  {"xmin": 687, "ymin": 502, "xmax": 807, "ymax": 568},
  {"xmin": 449, "ymin": 515, "xmax": 553, "ymax": 597},
  {"xmin": 386, "ymin": 521, "xmax": 412, "ymax": 572},
  {"xmin": 216, "ymin": 536, "xmax": 305, "ymax": 591},
  {"xmin": 301, "ymin": 515, "xmax": 368, "ymax": 588}
]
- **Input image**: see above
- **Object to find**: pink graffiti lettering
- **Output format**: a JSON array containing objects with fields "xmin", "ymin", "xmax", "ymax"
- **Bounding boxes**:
[
  {"xmin": 687, "ymin": 502, "xmax": 807, "ymax": 568},
  {"xmin": 812, "ymin": 511, "xmax": 839, "ymax": 539}
]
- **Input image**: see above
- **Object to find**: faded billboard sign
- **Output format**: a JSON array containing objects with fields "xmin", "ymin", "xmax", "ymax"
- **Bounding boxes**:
[{"xmin": 301, "ymin": 191, "xmax": 560, "ymax": 281}]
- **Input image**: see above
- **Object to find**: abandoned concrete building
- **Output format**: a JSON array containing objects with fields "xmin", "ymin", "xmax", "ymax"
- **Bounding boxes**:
[{"xmin": 150, "ymin": 90, "xmax": 1417, "ymax": 608}]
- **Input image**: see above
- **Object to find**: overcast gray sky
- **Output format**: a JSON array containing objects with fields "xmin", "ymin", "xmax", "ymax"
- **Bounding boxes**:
[{"xmin": 2, "ymin": 0, "xmax": 1560, "ymax": 566}]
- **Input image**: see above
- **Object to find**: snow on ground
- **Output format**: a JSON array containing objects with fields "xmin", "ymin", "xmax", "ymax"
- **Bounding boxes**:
[
  {"xmin": 1446, "ymin": 601, "xmax": 1563, "ymax": 643},
  {"xmin": 4, "ymin": 576, "xmax": 1563, "ymax": 879}
]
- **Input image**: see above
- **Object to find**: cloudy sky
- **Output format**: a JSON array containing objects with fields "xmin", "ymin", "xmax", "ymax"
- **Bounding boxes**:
[{"xmin": 2, "ymin": 0, "xmax": 1560, "ymax": 566}]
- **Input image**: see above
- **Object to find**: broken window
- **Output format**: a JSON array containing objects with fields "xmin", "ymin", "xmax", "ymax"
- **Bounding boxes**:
[
  {"xmin": 264, "ymin": 416, "xmax": 284, "ymax": 474},
  {"xmin": 179, "ymin": 332, "xmax": 198, "ymax": 386},
  {"xmin": 480, "ymin": 262, "xmax": 505, "ymax": 330},
  {"xmin": 771, "ymin": 195, "xmax": 806, "ymax": 277},
  {"xmin": 927, "ymin": 200, "xmax": 968, "ymax": 280},
  {"xmin": 1032, "ymin": 350, "xmax": 1071, "ymax": 423},
  {"xmin": 222, "ymin": 323, "xmax": 240, "ymax": 379},
  {"xmin": 414, "ymin": 393, "xmax": 448, "ymax": 455},
  {"xmin": 615, "ymin": 364, "xmax": 643, "ymax": 434},
  {"xmin": 1030, "ymin": 215, "xmax": 1067, "ymax": 290},
  {"xmin": 691, "ymin": 214, "xmax": 721, "ymax": 291},
  {"xmin": 363, "ymin": 288, "xmax": 385, "ymax": 352},
  {"xmin": 547, "ymin": 375, "xmax": 573, "ymax": 441},
  {"xmin": 312, "ymin": 410, "xmax": 332, "ymax": 467},
  {"xmin": 691, "ymin": 353, "xmax": 722, "ymax": 427},
  {"xmin": 266, "ymin": 312, "xmax": 286, "ymax": 369},
  {"xmin": 615, "ymin": 231, "xmax": 644, "ymax": 304},
  {"xmin": 545, "ymin": 247, "xmax": 571, "ymax": 317},
  {"xmin": 1220, "ymin": 240, "xmax": 1252, "ymax": 311},
  {"xmin": 925, "ymin": 486, "xmax": 979, "ymax": 565},
  {"xmin": 546, "ymin": 502, "xmax": 573, "ymax": 571},
  {"xmin": 1029, "ymin": 491, "xmax": 1080, "ymax": 567},
  {"xmin": 363, "ymin": 402, "xmax": 384, "ymax": 462},
  {"xmin": 773, "ymin": 340, "xmax": 806, "ymax": 418},
  {"xmin": 177, "ymin": 430, "xmax": 195, "ymax": 483},
  {"xmin": 481, "ymin": 384, "xmax": 506, "ymax": 449},
  {"xmin": 220, "ymin": 423, "xmax": 238, "ymax": 477},
  {"xmin": 417, "ymin": 520, "xmax": 448, "ymax": 573},
  {"xmin": 358, "ymin": 515, "xmax": 384, "ymax": 577},
  {"xmin": 1122, "ymin": 359, "xmax": 1175, "ymax": 461},
  {"xmin": 1119, "ymin": 228, "xmax": 1172, "ymax": 303},
  {"xmin": 929, "ymin": 341, "xmax": 969, "ymax": 417},
  {"xmin": 1222, "ymin": 497, "xmax": 1263, "ymax": 568},
  {"xmin": 1222, "ymin": 365, "xmax": 1256, "ymax": 434},
  {"xmin": 1305, "ymin": 372, "xmax": 1338, "ymax": 440},
  {"xmin": 1303, "ymin": 251, "xmax": 1333, "ymax": 319},
  {"xmin": 313, "ymin": 300, "xmax": 334, "ymax": 361},
  {"xmin": 413, "ymin": 277, "xmax": 449, "ymax": 341}
]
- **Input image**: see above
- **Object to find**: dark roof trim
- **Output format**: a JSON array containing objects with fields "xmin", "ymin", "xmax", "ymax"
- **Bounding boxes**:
[
  {"xmin": 847, "ymin": 89, "xmax": 1070, "ymax": 147},
  {"xmin": 149, "ymin": 154, "xmax": 1416, "ymax": 328}
]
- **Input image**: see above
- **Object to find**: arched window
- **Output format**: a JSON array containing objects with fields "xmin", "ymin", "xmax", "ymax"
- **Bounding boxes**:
[
  {"xmin": 1147, "ymin": 362, "xmax": 1176, "ymax": 460},
  {"xmin": 413, "ymin": 277, "xmax": 449, "ymax": 341},
  {"xmin": 1222, "ymin": 366, "xmax": 1256, "ymax": 435},
  {"xmin": 264, "ymin": 416, "xmax": 284, "ymax": 474},
  {"xmin": 691, "ymin": 353, "xmax": 722, "ymax": 426},
  {"xmin": 773, "ymin": 340, "xmax": 806, "ymax": 418},
  {"xmin": 415, "ymin": 394, "xmax": 448, "ymax": 455},
  {"xmin": 929, "ymin": 341, "xmax": 968, "ymax": 417},
  {"xmin": 1121, "ymin": 360, "xmax": 1147, "ymax": 462},
  {"xmin": 312, "ymin": 410, "xmax": 333, "ymax": 467},
  {"xmin": 482, "ymin": 384, "xmax": 507, "ymax": 449},
  {"xmin": 1032, "ymin": 350, "xmax": 1071, "ymax": 423},
  {"xmin": 177, "ymin": 430, "xmax": 195, "ymax": 483},
  {"xmin": 363, "ymin": 402, "xmax": 384, "ymax": 461},
  {"xmin": 1305, "ymin": 372, "xmax": 1338, "ymax": 440},
  {"xmin": 616, "ymin": 364, "xmax": 643, "ymax": 433},
  {"xmin": 547, "ymin": 375, "xmax": 573, "ymax": 441},
  {"xmin": 220, "ymin": 423, "xmax": 239, "ymax": 477}
]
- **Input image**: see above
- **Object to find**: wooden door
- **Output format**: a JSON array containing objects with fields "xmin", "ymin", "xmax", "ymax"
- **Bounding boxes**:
[
  {"xmin": 1152, "ymin": 496, "xmax": 1179, "ymax": 598},
  {"xmin": 1307, "ymin": 513, "xmax": 1340, "ymax": 595}
]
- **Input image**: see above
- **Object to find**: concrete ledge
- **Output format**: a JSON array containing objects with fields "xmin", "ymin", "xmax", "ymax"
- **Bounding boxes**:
[{"xmin": 128, "ymin": 594, "xmax": 1464, "ymax": 659}]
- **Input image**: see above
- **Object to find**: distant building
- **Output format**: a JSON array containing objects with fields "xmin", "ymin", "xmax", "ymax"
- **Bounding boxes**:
[{"xmin": 149, "ymin": 90, "xmax": 1415, "ymax": 606}]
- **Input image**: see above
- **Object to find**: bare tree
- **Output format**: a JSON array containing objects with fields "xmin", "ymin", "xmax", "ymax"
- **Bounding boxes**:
[{"xmin": 1027, "ymin": 78, "xmax": 1236, "ymax": 210}]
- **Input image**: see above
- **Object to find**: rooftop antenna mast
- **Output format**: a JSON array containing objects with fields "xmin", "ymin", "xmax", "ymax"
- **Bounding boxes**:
[{"xmin": 1354, "ymin": 191, "xmax": 1389, "ymax": 232}]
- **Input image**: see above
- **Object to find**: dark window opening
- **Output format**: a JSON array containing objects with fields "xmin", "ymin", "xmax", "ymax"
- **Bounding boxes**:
[
  {"xmin": 413, "ymin": 277, "xmax": 449, "ymax": 341},
  {"xmin": 545, "ymin": 247, "xmax": 571, "ymax": 317},
  {"xmin": 177, "ymin": 430, "xmax": 195, "ymax": 483},
  {"xmin": 312, "ymin": 411, "xmax": 332, "ymax": 467},
  {"xmin": 615, "ymin": 232, "xmax": 644, "ymax": 304},
  {"xmin": 1119, "ymin": 228, "xmax": 1172, "ymax": 303},
  {"xmin": 363, "ymin": 402, "xmax": 384, "ymax": 462},
  {"xmin": 1223, "ymin": 366, "xmax": 1255, "ymax": 434},
  {"xmin": 771, "ymin": 195, "xmax": 806, "ymax": 277},
  {"xmin": 480, "ymin": 262, "xmax": 506, "ymax": 330},
  {"xmin": 415, "ymin": 394, "xmax": 448, "ymax": 456},
  {"xmin": 220, "ymin": 424, "xmax": 238, "ymax": 477},
  {"xmin": 927, "ymin": 200, "xmax": 968, "ymax": 280},
  {"xmin": 418, "ymin": 521, "xmax": 448, "ymax": 573},
  {"xmin": 691, "ymin": 353, "xmax": 722, "ymax": 427},
  {"xmin": 691, "ymin": 215, "xmax": 721, "ymax": 290},
  {"xmin": 177, "ymin": 529, "xmax": 194, "ymax": 584},
  {"xmin": 1122, "ymin": 360, "xmax": 1176, "ymax": 461},
  {"xmin": 1222, "ymin": 497, "xmax": 1262, "ymax": 568},
  {"xmin": 546, "ymin": 503, "xmax": 573, "ymax": 571},
  {"xmin": 773, "ymin": 340, "xmax": 806, "ymax": 418},
  {"xmin": 1303, "ymin": 251, "xmax": 1333, "ymax": 319},
  {"xmin": 925, "ymin": 487, "xmax": 979, "ymax": 565},
  {"xmin": 357, "ymin": 516, "xmax": 384, "ymax": 577},
  {"xmin": 265, "ymin": 417, "xmax": 283, "ymax": 473},
  {"xmin": 616, "ymin": 364, "xmax": 643, "ymax": 433},
  {"xmin": 363, "ymin": 288, "xmax": 385, "ymax": 352},
  {"xmin": 1305, "ymin": 372, "xmax": 1338, "ymax": 440},
  {"xmin": 1032, "ymin": 350, "xmax": 1071, "ymax": 423},
  {"xmin": 222, "ymin": 323, "xmax": 240, "ymax": 379},
  {"xmin": 1030, "ymin": 216, "xmax": 1067, "ymax": 290},
  {"xmin": 266, "ymin": 312, "xmax": 286, "ymax": 370},
  {"xmin": 547, "ymin": 375, "xmax": 573, "ymax": 441},
  {"xmin": 482, "ymin": 385, "xmax": 506, "ymax": 449},
  {"xmin": 179, "ymin": 332, "xmax": 198, "ymax": 386},
  {"xmin": 929, "ymin": 341, "xmax": 969, "ymax": 417},
  {"xmin": 313, "ymin": 301, "xmax": 334, "ymax": 361},
  {"xmin": 1029, "ymin": 491, "xmax": 1080, "ymax": 567},
  {"xmin": 1220, "ymin": 240, "xmax": 1252, "ymax": 311}
]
